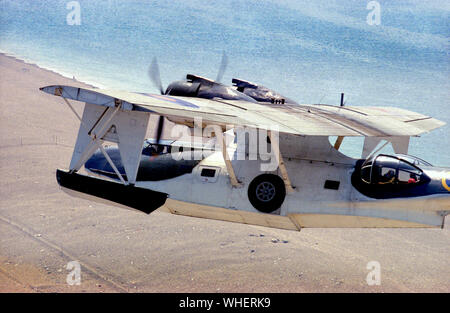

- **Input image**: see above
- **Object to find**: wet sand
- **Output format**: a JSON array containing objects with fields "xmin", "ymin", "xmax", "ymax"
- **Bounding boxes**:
[{"xmin": 0, "ymin": 53, "xmax": 449, "ymax": 293}]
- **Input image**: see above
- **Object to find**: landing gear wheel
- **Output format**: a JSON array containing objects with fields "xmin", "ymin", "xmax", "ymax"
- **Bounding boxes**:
[{"xmin": 248, "ymin": 174, "xmax": 286, "ymax": 213}]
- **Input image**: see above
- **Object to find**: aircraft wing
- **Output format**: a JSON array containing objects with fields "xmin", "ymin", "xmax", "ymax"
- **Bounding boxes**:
[{"xmin": 40, "ymin": 85, "xmax": 445, "ymax": 137}]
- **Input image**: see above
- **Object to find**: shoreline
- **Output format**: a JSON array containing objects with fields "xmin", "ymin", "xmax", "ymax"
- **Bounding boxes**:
[{"xmin": 0, "ymin": 50, "xmax": 98, "ymax": 89}]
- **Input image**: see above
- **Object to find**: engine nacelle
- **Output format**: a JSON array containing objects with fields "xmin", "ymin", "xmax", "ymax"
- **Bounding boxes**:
[{"xmin": 232, "ymin": 78, "xmax": 297, "ymax": 104}]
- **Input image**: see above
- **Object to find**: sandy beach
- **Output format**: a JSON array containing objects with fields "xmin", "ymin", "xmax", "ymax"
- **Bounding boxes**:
[{"xmin": 0, "ymin": 53, "xmax": 449, "ymax": 293}]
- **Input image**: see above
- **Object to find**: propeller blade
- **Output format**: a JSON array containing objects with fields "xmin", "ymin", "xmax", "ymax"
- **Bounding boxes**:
[
  {"xmin": 155, "ymin": 115, "xmax": 165, "ymax": 146},
  {"xmin": 215, "ymin": 51, "xmax": 228, "ymax": 83},
  {"xmin": 148, "ymin": 57, "xmax": 165, "ymax": 95}
]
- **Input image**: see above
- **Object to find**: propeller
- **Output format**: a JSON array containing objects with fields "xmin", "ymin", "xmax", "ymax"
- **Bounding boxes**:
[
  {"xmin": 154, "ymin": 115, "xmax": 165, "ymax": 152},
  {"xmin": 147, "ymin": 52, "xmax": 228, "ymax": 147},
  {"xmin": 148, "ymin": 57, "xmax": 166, "ymax": 147},
  {"xmin": 215, "ymin": 51, "xmax": 228, "ymax": 83},
  {"xmin": 148, "ymin": 57, "xmax": 165, "ymax": 95}
]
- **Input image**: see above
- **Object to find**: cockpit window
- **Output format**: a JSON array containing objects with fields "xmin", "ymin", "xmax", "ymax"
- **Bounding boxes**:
[
  {"xmin": 360, "ymin": 154, "xmax": 423, "ymax": 185},
  {"xmin": 398, "ymin": 169, "xmax": 421, "ymax": 184},
  {"xmin": 378, "ymin": 167, "xmax": 396, "ymax": 184},
  {"xmin": 142, "ymin": 143, "xmax": 169, "ymax": 156},
  {"xmin": 361, "ymin": 164, "xmax": 372, "ymax": 184},
  {"xmin": 372, "ymin": 156, "xmax": 398, "ymax": 185},
  {"xmin": 397, "ymin": 157, "xmax": 422, "ymax": 184},
  {"xmin": 395, "ymin": 154, "xmax": 433, "ymax": 167}
]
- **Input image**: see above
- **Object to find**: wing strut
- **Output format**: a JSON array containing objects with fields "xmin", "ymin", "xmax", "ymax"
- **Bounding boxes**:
[
  {"xmin": 220, "ymin": 132, "xmax": 241, "ymax": 187},
  {"xmin": 98, "ymin": 144, "xmax": 127, "ymax": 184},
  {"xmin": 334, "ymin": 136, "xmax": 344, "ymax": 150},
  {"xmin": 56, "ymin": 88, "xmax": 124, "ymax": 180},
  {"xmin": 55, "ymin": 86, "xmax": 149, "ymax": 185},
  {"xmin": 269, "ymin": 131, "xmax": 295, "ymax": 193},
  {"xmin": 69, "ymin": 105, "xmax": 122, "ymax": 173}
]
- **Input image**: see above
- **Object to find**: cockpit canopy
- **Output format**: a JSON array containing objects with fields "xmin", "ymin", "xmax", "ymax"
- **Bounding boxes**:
[{"xmin": 360, "ymin": 154, "xmax": 427, "ymax": 185}]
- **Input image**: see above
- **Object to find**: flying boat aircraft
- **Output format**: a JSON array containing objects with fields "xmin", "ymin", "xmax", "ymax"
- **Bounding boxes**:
[{"xmin": 40, "ymin": 58, "xmax": 450, "ymax": 230}]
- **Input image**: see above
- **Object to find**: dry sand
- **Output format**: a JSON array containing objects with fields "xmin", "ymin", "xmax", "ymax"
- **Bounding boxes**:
[{"xmin": 0, "ymin": 53, "xmax": 449, "ymax": 293}]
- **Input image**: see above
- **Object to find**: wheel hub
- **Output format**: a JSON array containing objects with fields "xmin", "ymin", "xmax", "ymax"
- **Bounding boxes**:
[{"xmin": 255, "ymin": 181, "xmax": 276, "ymax": 202}]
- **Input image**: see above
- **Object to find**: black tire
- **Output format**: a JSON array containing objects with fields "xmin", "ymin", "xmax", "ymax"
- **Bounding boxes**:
[{"xmin": 248, "ymin": 174, "xmax": 286, "ymax": 213}]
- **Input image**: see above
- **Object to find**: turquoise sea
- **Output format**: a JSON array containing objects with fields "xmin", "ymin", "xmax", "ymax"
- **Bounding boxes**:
[{"xmin": 1, "ymin": 0, "xmax": 449, "ymax": 165}]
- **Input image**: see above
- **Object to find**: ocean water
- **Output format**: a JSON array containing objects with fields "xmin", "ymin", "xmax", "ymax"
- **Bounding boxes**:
[{"xmin": 1, "ymin": 0, "xmax": 449, "ymax": 166}]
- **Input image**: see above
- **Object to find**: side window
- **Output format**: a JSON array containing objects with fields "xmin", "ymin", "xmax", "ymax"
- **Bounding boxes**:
[
  {"xmin": 201, "ymin": 168, "xmax": 216, "ymax": 177},
  {"xmin": 398, "ymin": 170, "xmax": 421, "ymax": 184},
  {"xmin": 397, "ymin": 160, "xmax": 422, "ymax": 184},
  {"xmin": 142, "ymin": 144, "xmax": 157, "ymax": 156},
  {"xmin": 142, "ymin": 144, "xmax": 169, "ymax": 156},
  {"xmin": 198, "ymin": 166, "xmax": 220, "ymax": 183},
  {"xmin": 371, "ymin": 155, "xmax": 399, "ymax": 185},
  {"xmin": 398, "ymin": 170, "xmax": 409, "ymax": 183},
  {"xmin": 378, "ymin": 167, "xmax": 396, "ymax": 184}
]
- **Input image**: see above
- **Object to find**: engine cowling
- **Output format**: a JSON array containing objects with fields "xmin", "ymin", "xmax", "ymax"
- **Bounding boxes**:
[{"xmin": 232, "ymin": 78, "xmax": 297, "ymax": 104}]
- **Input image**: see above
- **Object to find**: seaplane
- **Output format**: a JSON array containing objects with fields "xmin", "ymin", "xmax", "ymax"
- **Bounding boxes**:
[{"xmin": 40, "ymin": 57, "xmax": 450, "ymax": 230}]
